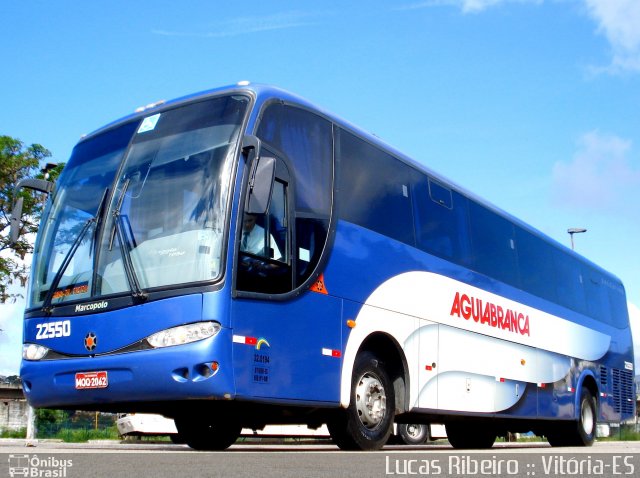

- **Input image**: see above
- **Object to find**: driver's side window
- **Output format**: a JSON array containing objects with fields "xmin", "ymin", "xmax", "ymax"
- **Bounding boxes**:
[{"xmin": 237, "ymin": 174, "xmax": 291, "ymax": 294}]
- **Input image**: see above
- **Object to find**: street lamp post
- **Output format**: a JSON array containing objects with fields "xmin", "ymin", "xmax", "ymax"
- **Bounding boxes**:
[{"xmin": 567, "ymin": 228, "xmax": 587, "ymax": 251}]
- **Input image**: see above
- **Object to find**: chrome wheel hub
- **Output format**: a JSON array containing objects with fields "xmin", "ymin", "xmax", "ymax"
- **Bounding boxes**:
[
  {"xmin": 355, "ymin": 372, "xmax": 387, "ymax": 429},
  {"xmin": 581, "ymin": 401, "xmax": 594, "ymax": 435},
  {"xmin": 406, "ymin": 424, "xmax": 422, "ymax": 439}
]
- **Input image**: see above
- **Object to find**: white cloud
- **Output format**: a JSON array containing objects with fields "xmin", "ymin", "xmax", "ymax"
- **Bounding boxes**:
[
  {"xmin": 584, "ymin": 0, "xmax": 640, "ymax": 73},
  {"xmin": 396, "ymin": 0, "xmax": 540, "ymax": 14},
  {"xmin": 628, "ymin": 302, "xmax": 640, "ymax": 371},
  {"xmin": 397, "ymin": 0, "xmax": 640, "ymax": 72},
  {"xmin": 551, "ymin": 131, "xmax": 640, "ymax": 212},
  {"xmin": 153, "ymin": 11, "xmax": 318, "ymax": 38},
  {"xmin": 462, "ymin": 0, "xmax": 513, "ymax": 13}
]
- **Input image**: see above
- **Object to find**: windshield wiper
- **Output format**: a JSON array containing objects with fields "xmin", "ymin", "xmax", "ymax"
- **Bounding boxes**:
[
  {"xmin": 109, "ymin": 178, "xmax": 147, "ymax": 301},
  {"xmin": 113, "ymin": 214, "xmax": 146, "ymax": 301},
  {"xmin": 41, "ymin": 190, "xmax": 110, "ymax": 315}
]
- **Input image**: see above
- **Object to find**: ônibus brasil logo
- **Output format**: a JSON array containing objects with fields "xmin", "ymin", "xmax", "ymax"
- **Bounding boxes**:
[{"xmin": 8, "ymin": 454, "xmax": 73, "ymax": 477}]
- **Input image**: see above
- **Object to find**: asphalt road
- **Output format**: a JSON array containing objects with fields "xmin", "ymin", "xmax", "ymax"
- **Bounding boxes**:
[{"xmin": 1, "ymin": 440, "xmax": 639, "ymax": 478}]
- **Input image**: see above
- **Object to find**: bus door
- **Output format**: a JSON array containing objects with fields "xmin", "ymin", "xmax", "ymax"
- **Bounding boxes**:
[{"xmin": 231, "ymin": 149, "xmax": 342, "ymax": 404}]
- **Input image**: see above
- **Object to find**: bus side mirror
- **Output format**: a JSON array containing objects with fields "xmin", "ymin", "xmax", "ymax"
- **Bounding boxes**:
[
  {"xmin": 242, "ymin": 135, "xmax": 261, "ymax": 163},
  {"xmin": 246, "ymin": 156, "xmax": 275, "ymax": 215},
  {"xmin": 9, "ymin": 178, "xmax": 55, "ymax": 245}
]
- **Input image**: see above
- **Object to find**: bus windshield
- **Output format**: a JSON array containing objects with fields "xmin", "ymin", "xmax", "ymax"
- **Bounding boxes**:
[{"xmin": 29, "ymin": 94, "xmax": 249, "ymax": 308}]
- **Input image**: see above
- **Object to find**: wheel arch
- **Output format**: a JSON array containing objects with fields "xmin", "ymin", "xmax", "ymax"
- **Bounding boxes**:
[
  {"xmin": 343, "ymin": 332, "xmax": 410, "ymax": 415},
  {"xmin": 577, "ymin": 371, "xmax": 599, "ymax": 419}
]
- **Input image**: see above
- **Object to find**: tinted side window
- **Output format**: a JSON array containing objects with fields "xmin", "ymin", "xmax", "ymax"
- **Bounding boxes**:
[
  {"xmin": 554, "ymin": 251, "xmax": 588, "ymax": 315},
  {"xmin": 585, "ymin": 270, "xmax": 613, "ymax": 325},
  {"xmin": 257, "ymin": 103, "xmax": 332, "ymax": 216},
  {"xmin": 257, "ymin": 104, "xmax": 333, "ymax": 287},
  {"xmin": 516, "ymin": 228, "xmax": 558, "ymax": 303},
  {"xmin": 412, "ymin": 175, "xmax": 471, "ymax": 264},
  {"xmin": 338, "ymin": 130, "xmax": 414, "ymax": 245},
  {"xmin": 609, "ymin": 283, "xmax": 629, "ymax": 329},
  {"xmin": 469, "ymin": 201, "xmax": 519, "ymax": 287}
]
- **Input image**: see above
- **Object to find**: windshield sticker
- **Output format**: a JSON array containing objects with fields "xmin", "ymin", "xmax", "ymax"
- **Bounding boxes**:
[{"xmin": 137, "ymin": 113, "xmax": 161, "ymax": 134}]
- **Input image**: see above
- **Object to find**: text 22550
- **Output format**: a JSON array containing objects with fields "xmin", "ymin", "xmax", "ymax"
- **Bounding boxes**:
[{"xmin": 36, "ymin": 320, "xmax": 71, "ymax": 339}]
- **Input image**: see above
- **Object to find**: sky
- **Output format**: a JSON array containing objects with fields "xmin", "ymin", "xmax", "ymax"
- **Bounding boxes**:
[{"xmin": 0, "ymin": 0, "xmax": 639, "ymax": 374}]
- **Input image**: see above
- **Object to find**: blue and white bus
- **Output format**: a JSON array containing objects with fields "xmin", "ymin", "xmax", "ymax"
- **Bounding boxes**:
[{"xmin": 15, "ymin": 83, "xmax": 635, "ymax": 450}]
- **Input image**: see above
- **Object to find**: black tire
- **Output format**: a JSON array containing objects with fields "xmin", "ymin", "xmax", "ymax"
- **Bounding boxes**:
[
  {"xmin": 445, "ymin": 422, "xmax": 496, "ymax": 449},
  {"xmin": 328, "ymin": 352, "xmax": 395, "ymax": 451},
  {"xmin": 546, "ymin": 387, "xmax": 596, "ymax": 447},
  {"xmin": 174, "ymin": 417, "xmax": 241, "ymax": 451},
  {"xmin": 398, "ymin": 423, "xmax": 429, "ymax": 445}
]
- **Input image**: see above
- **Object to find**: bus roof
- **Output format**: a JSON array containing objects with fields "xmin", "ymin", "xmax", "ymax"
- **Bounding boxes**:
[{"xmin": 78, "ymin": 82, "xmax": 624, "ymax": 287}]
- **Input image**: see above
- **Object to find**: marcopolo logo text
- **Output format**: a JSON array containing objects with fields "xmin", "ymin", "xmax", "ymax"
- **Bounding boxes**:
[{"xmin": 74, "ymin": 301, "xmax": 109, "ymax": 313}]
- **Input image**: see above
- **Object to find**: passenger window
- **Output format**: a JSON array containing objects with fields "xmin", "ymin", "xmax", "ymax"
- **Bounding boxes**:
[
  {"xmin": 412, "ymin": 175, "xmax": 471, "ymax": 264},
  {"xmin": 515, "ymin": 228, "xmax": 558, "ymax": 303},
  {"xmin": 585, "ymin": 271, "xmax": 612, "ymax": 325},
  {"xmin": 469, "ymin": 201, "xmax": 519, "ymax": 287},
  {"xmin": 338, "ymin": 130, "xmax": 414, "ymax": 245},
  {"xmin": 554, "ymin": 251, "xmax": 588, "ymax": 315},
  {"xmin": 609, "ymin": 285, "xmax": 629, "ymax": 329},
  {"xmin": 257, "ymin": 104, "xmax": 333, "ymax": 288}
]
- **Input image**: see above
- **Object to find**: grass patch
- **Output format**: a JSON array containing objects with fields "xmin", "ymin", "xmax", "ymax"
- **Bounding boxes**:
[
  {"xmin": 600, "ymin": 428, "xmax": 640, "ymax": 442},
  {"xmin": 1, "ymin": 428, "xmax": 27, "ymax": 439},
  {"xmin": 52, "ymin": 426, "xmax": 120, "ymax": 443}
]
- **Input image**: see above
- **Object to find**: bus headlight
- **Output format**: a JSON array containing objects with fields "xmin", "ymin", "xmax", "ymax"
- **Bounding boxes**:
[
  {"xmin": 23, "ymin": 344, "xmax": 50, "ymax": 361},
  {"xmin": 146, "ymin": 322, "xmax": 221, "ymax": 348}
]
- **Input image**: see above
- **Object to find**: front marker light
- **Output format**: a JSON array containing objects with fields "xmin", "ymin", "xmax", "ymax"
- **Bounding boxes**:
[
  {"xmin": 146, "ymin": 321, "xmax": 221, "ymax": 348},
  {"xmin": 23, "ymin": 344, "xmax": 50, "ymax": 361}
]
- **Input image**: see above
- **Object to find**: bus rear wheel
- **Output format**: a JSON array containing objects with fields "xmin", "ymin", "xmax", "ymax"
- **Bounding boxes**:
[
  {"xmin": 445, "ymin": 422, "xmax": 496, "ymax": 449},
  {"xmin": 328, "ymin": 352, "xmax": 395, "ymax": 451},
  {"xmin": 174, "ymin": 416, "xmax": 241, "ymax": 451},
  {"xmin": 546, "ymin": 387, "xmax": 596, "ymax": 447}
]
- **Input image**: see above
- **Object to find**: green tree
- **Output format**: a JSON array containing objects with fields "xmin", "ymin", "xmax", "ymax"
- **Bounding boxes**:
[{"xmin": 0, "ymin": 135, "xmax": 62, "ymax": 303}]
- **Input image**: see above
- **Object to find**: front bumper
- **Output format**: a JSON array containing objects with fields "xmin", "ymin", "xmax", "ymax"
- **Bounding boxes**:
[{"xmin": 20, "ymin": 328, "xmax": 235, "ymax": 409}]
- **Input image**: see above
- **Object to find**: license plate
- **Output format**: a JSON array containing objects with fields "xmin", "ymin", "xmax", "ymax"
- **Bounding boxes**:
[{"xmin": 75, "ymin": 371, "xmax": 108, "ymax": 389}]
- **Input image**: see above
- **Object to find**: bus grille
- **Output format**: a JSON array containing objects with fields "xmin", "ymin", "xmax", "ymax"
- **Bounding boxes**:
[{"xmin": 612, "ymin": 368, "xmax": 634, "ymax": 416}]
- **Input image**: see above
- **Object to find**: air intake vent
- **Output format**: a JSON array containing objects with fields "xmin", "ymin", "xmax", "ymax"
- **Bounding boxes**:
[
  {"xmin": 599, "ymin": 365, "xmax": 608, "ymax": 387},
  {"xmin": 612, "ymin": 368, "xmax": 634, "ymax": 416}
]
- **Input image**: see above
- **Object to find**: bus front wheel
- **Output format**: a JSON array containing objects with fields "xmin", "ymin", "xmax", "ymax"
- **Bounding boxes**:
[
  {"xmin": 174, "ymin": 416, "xmax": 241, "ymax": 451},
  {"xmin": 328, "ymin": 352, "xmax": 395, "ymax": 451}
]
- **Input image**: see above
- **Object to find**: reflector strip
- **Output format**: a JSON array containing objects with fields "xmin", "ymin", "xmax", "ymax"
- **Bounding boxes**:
[
  {"xmin": 567, "ymin": 386, "xmax": 575, "ymax": 393},
  {"xmin": 322, "ymin": 348, "xmax": 341, "ymax": 358},
  {"xmin": 425, "ymin": 365, "xmax": 433, "ymax": 371},
  {"xmin": 538, "ymin": 383, "xmax": 547, "ymax": 388},
  {"xmin": 233, "ymin": 335, "xmax": 257, "ymax": 345}
]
